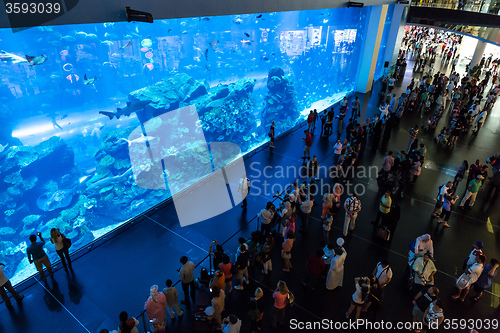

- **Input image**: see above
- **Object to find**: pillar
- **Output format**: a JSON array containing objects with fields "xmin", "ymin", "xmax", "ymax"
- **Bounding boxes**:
[
  {"xmin": 355, "ymin": 5, "xmax": 389, "ymax": 94},
  {"xmin": 383, "ymin": 4, "xmax": 408, "ymax": 72},
  {"xmin": 469, "ymin": 40, "xmax": 487, "ymax": 69}
]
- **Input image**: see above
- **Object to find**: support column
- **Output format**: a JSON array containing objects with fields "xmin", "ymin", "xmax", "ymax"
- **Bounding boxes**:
[
  {"xmin": 355, "ymin": 5, "xmax": 389, "ymax": 94},
  {"xmin": 383, "ymin": 4, "xmax": 408, "ymax": 72},
  {"xmin": 469, "ymin": 40, "xmax": 487, "ymax": 69}
]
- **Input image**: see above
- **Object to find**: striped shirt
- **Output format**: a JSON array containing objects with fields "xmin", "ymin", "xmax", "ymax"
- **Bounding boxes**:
[{"xmin": 344, "ymin": 197, "xmax": 361, "ymax": 213}]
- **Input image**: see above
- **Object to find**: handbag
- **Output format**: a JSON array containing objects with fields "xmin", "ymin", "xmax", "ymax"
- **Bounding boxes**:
[
  {"xmin": 377, "ymin": 226, "xmax": 390, "ymax": 241},
  {"xmin": 63, "ymin": 237, "xmax": 72, "ymax": 249},
  {"xmin": 456, "ymin": 273, "xmax": 472, "ymax": 289},
  {"xmin": 281, "ymin": 250, "xmax": 291, "ymax": 259},
  {"xmin": 286, "ymin": 292, "xmax": 295, "ymax": 306}
]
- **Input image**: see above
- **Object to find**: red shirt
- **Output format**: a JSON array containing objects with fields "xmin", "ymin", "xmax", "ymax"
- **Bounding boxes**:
[
  {"xmin": 219, "ymin": 262, "xmax": 232, "ymax": 279},
  {"xmin": 307, "ymin": 113, "xmax": 314, "ymax": 124},
  {"xmin": 305, "ymin": 133, "xmax": 312, "ymax": 147},
  {"xmin": 307, "ymin": 255, "xmax": 325, "ymax": 275},
  {"xmin": 273, "ymin": 292, "xmax": 288, "ymax": 309}
]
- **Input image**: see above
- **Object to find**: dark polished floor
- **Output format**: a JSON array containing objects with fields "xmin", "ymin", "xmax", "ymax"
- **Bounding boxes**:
[{"xmin": 1, "ymin": 55, "xmax": 499, "ymax": 333}]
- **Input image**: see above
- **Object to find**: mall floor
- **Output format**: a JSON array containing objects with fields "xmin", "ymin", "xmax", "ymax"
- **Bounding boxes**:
[{"xmin": 1, "ymin": 55, "xmax": 499, "ymax": 333}]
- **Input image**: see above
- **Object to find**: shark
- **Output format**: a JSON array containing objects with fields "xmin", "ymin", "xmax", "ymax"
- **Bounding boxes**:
[
  {"xmin": 117, "ymin": 135, "xmax": 156, "ymax": 146},
  {"xmin": 26, "ymin": 54, "xmax": 47, "ymax": 66},
  {"xmin": 99, "ymin": 99, "xmax": 151, "ymax": 120},
  {"xmin": 86, "ymin": 168, "xmax": 134, "ymax": 191},
  {"xmin": 0, "ymin": 143, "xmax": 8, "ymax": 153},
  {"xmin": 120, "ymin": 41, "xmax": 132, "ymax": 49},
  {"xmin": 0, "ymin": 50, "xmax": 28, "ymax": 64},
  {"xmin": 84, "ymin": 74, "xmax": 98, "ymax": 85}
]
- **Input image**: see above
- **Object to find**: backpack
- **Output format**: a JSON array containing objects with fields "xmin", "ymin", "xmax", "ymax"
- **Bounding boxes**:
[
  {"xmin": 286, "ymin": 292, "xmax": 295, "ymax": 306},
  {"xmin": 408, "ymin": 238, "xmax": 417, "ymax": 253}
]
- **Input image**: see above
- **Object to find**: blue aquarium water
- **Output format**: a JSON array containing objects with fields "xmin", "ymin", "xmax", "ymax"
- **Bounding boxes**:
[{"xmin": 0, "ymin": 7, "xmax": 369, "ymax": 284}]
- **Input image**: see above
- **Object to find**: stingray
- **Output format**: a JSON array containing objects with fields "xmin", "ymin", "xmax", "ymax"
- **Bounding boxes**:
[{"xmin": 36, "ymin": 189, "xmax": 75, "ymax": 211}]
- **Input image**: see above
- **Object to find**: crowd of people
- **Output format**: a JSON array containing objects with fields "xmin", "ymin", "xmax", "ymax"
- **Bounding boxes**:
[{"xmin": 2, "ymin": 25, "xmax": 499, "ymax": 333}]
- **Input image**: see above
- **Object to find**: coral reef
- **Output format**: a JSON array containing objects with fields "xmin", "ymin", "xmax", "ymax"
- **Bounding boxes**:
[{"xmin": 261, "ymin": 66, "xmax": 299, "ymax": 133}]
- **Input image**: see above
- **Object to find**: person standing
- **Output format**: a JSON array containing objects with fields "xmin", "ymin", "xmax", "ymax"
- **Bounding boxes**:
[
  {"xmin": 0, "ymin": 262, "xmax": 24, "ymax": 309},
  {"xmin": 323, "ymin": 210, "xmax": 333, "ymax": 244},
  {"xmin": 333, "ymin": 139, "xmax": 343, "ymax": 165},
  {"xmin": 234, "ymin": 245, "xmax": 250, "ymax": 290},
  {"xmin": 249, "ymin": 288, "xmax": 264, "ymax": 333},
  {"xmin": 221, "ymin": 314, "xmax": 242, "ymax": 333},
  {"xmin": 459, "ymin": 175, "xmax": 484, "ymax": 209},
  {"xmin": 411, "ymin": 286, "xmax": 439, "ymax": 326},
  {"xmin": 471, "ymin": 258, "xmax": 499, "ymax": 301},
  {"xmin": 307, "ymin": 110, "xmax": 314, "ymax": 131},
  {"xmin": 326, "ymin": 246, "xmax": 347, "ymax": 290},
  {"xmin": 452, "ymin": 254, "xmax": 485, "ymax": 302},
  {"xmin": 238, "ymin": 174, "xmax": 250, "ymax": 209},
  {"xmin": 50, "ymin": 228, "xmax": 72, "ymax": 272},
  {"xmin": 372, "ymin": 191, "xmax": 392, "ymax": 227},
  {"xmin": 346, "ymin": 277, "xmax": 370, "ymax": 321},
  {"xmin": 322, "ymin": 188, "xmax": 334, "ymax": 220},
  {"xmin": 299, "ymin": 194, "xmax": 314, "ymax": 233},
  {"xmin": 407, "ymin": 125, "xmax": 419, "ymax": 153},
  {"xmin": 437, "ymin": 188, "xmax": 459, "ymax": 228},
  {"xmin": 302, "ymin": 130, "xmax": 312, "ymax": 160},
  {"xmin": 372, "ymin": 260, "xmax": 392, "ymax": 288},
  {"xmin": 281, "ymin": 231, "xmax": 295, "ymax": 272},
  {"xmin": 343, "ymin": 193, "xmax": 362, "ymax": 236},
  {"xmin": 144, "ymin": 285, "xmax": 167, "ymax": 332},
  {"xmin": 179, "ymin": 256, "xmax": 196, "ymax": 304},
  {"xmin": 210, "ymin": 287, "xmax": 226, "ymax": 330},
  {"xmin": 413, "ymin": 253, "xmax": 437, "ymax": 292},
  {"xmin": 351, "ymin": 96, "xmax": 361, "ymax": 121},
  {"xmin": 118, "ymin": 311, "xmax": 139, "ymax": 333},
  {"xmin": 163, "ymin": 279, "xmax": 183, "ymax": 319},
  {"xmin": 303, "ymin": 249, "xmax": 325, "ymax": 290},
  {"xmin": 258, "ymin": 202, "xmax": 275, "ymax": 235},
  {"xmin": 432, "ymin": 181, "xmax": 453, "ymax": 218},
  {"xmin": 219, "ymin": 256, "xmax": 233, "ymax": 292},
  {"xmin": 269, "ymin": 121, "xmax": 275, "ymax": 149},
  {"xmin": 271, "ymin": 281, "xmax": 290, "ymax": 329},
  {"xmin": 307, "ymin": 156, "xmax": 320, "ymax": 181},
  {"xmin": 381, "ymin": 151, "xmax": 394, "ymax": 179},
  {"xmin": 422, "ymin": 299, "xmax": 445, "ymax": 332},
  {"xmin": 27, "ymin": 232, "xmax": 53, "ymax": 282}
]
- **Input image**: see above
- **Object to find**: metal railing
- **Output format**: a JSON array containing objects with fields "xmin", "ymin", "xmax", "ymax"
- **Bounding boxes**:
[{"xmin": 411, "ymin": 0, "xmax": 500, "ymax": 15}]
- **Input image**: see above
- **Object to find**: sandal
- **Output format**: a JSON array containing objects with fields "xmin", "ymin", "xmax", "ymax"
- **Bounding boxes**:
[
  {"xmin": 444, "ymin": 223, "xmax": 451, "ymax": 228},
  {"xmin": 437, "ymin": 220, "xmax": 443, "ymax": 223}
]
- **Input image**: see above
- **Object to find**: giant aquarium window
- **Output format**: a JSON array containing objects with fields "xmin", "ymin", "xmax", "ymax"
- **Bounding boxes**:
[{"xmin": 0, "ymin": 7, "xmax": 369, "ymax": 285}]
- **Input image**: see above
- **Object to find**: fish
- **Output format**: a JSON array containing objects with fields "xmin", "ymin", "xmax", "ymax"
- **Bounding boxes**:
[
  {"xmin": 84, "ymin": 74, "xmax": 98, "ymax": 85},
  {"xmin": 256, "ymin": 14, "xmax": 262, "ymax": 18},
  {"xmin": 209, "ymin": 39, "xmax": 218, "ymax": 51},
  {"xmin": 103, "ymin": 22, "xmax": 114, "ymax": 28},
  {"xmin": 123, "ymin": 34, "xmax": 133, "ymax": 39},
  {"xmin": 120, "ymin": 40, "xmax": 132, "ymax": 49},
  {"xmin": 85, "ymin": 33, "xmax": 98, "ymax": 39},
  {"xmin": 99, "ymin": 99, "xmax": 151, "ymax": 120},
  {"xmin": 60, "ymin": 35, "xmax": 76, "ymax": 42},
  {"xmin": 0, "ymin": 50, "xmax": 28, "ymax": 64},
  {"xmin": 75, "ymin": 31, "xmax": 87, "ymax": 37},
  {"xmin": 233, "ymin": 18, "xmax": 243, "ymax": 24},
  {"xmin": 36, "ymin": 189, "xmax": 75, "ymax": 211},
  {"xmin": 47, "ymin": 40, "xmax": 62, "ymax": 46},
  {"xmin": 61, "ymin": 114, "xmax": 68, "ymax": 120},
  {"xmin": 104, "ymin": 32, "xmax": 118, "ymax": 39},
  {"xmin": 262, "ymin": 56, "xmax": 269, "ymax": 61},
  {"xmin": 241, "ymin": 40, "xmax": 251, "ymax": 45},
  {"xmin": 205, "ymin": 49, "xmax": 208, "ymax": 60},
  {"xmin": 0, "ymin": 143, "xmax": 8, "ymax": 153},
  {"xmin": 100, "ymin": 40, "xmax": 114, "ymax": 46},
  {"xmin": 244, "ymin": 32, "xmax": 250, "ymax": 37},
  {"xmin": 167, "ymin": 28, "xmax": 172, "ymax": 33},
  {"xmin": 200, "ymin": 17, "xmax": 210, "ymax": 21},
  {"xmin": 87, "ymin": 168, "xmax": 133, "ymax": 191},
  {"xmin": 26, "ymin": 54, "xmax": 47, "ymax": 66},
  {"xmin": 118, "ymin": 135, "xmax": 155, "ymax": 146}
]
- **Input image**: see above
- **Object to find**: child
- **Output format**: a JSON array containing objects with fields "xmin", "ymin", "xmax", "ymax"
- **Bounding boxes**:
[
  {"xmin": 323, "ymin": 210, "xmax": 333, "ymax": 244},
  {"xmin": 163, "ymin": 279, "xmax": 183, "ymax": 319},
  {"xmin": 260, "ymin": 233, "xmax": 274, "ymax": 275}
]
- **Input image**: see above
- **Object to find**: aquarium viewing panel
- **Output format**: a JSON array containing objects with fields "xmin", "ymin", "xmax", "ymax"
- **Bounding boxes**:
[{"xmin": 0, "ymin": 7, "xmax": 369, "ymax": 285}]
